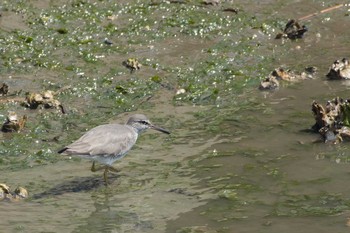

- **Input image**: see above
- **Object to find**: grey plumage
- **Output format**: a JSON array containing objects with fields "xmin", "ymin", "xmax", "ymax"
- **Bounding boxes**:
[{"xmin": 59, "ymin": 124, "xmax": 138, "ymax": 164}]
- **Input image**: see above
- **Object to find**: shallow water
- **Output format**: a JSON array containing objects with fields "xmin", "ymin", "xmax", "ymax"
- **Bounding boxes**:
[{"xmin": 1, "ymin": 0, "xmax": 350, "ymax": 233}]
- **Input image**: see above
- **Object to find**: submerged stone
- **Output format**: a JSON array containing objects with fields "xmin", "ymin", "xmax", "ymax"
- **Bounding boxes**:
[
  {"xmin": 218, "ymin": 189, "xmax": 238, "ymax": 201},
  {"xmin": 259, "ymin": 75, "xmax": 279, "ymax": 90}
]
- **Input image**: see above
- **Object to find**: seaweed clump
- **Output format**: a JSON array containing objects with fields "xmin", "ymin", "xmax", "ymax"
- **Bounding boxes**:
[{"xmin": 312, "ymin": 97, "xmax": 350, "ymax": 143}]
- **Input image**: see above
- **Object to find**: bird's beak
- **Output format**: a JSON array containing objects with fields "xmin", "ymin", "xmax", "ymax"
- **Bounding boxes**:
[{"xmin": 150, "ymin": 124, "xmax": 171, "ymax": 134}]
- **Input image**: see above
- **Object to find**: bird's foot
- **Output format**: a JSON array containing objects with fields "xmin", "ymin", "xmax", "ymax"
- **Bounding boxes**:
[
  {"xmin": 103, "ymin": 167, "xmax": 109, "ymax": 186},
  {"xmin": 107, "ymin": 166, "xmax": 120, "ymax": 173},
  {"xmin": 103, "ymin": 166, "xmax": 120, "ymax": 186},
  {"xmin": 91, "ymin": 162, "xmax": 120, "ymax": 186}
]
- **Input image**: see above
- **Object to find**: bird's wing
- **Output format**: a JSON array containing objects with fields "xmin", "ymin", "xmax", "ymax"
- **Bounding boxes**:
[{"xmin": 63, "ymin": 124, "xmax": 137, "ymax": 156}]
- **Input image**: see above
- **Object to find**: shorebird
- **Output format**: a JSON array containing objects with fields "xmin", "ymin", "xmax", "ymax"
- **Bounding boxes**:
[{"xmin": 58, "ymin": 114, "xmax": 170, "ymax": 185}]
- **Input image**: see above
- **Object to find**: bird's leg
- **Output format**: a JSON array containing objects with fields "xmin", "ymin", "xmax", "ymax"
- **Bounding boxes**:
[
  {"xmin": 101, "ymin": 166, "xmax": 120, "ymax": 186},
  {"xmin": 103, "ymin": 167, "xmax": 109, "ymax": 185},
  {"xmin": 91, "ymin": 161, "xmax": 105, "ymax": 172},
  {"xmin": 91, "ymin": 162, "xmax": 113, "ymax": 185},
  {"xmin": 91, "ymin": 162, "xmax": 110, "ymax": 185},
  {"xmin": 107, "ymin": 165, "xmax": 120, "ymax": 173},
  {"xmin": 91, "ymin": 161, "xmax": 97, "ymax": 172}
]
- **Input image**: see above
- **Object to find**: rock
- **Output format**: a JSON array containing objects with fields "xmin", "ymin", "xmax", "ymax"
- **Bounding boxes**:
[
  {"xmin": 275, "ymin": 19, "xmax": 308, "ymax": 40},
  {"xmin": 0, "ymin": 184, "xmax": 28, "ymax": 202},
  {"xmin": 259, "ymin": 67, "xmax": 316, "ymax": 91},
  {"xmin": 326, "ymin": 58, "xmax": 350, "ymax": 80},
  {"xmin": 23, "ymin": 90, "xmax": 65, "ymax": 113},
  {"xmin": 259, "ymin": 76, "xmax": 279, "ymax": 90},
  {"xmin": 311, "ymin": 98, "xmax": 350, "ymax": 143},
  {"xmin": 122, "ymin": 58, "xmax": 142, "ymax": 73},
  {"xmin": 0, "ymin": 83, "xmax": 9, "ymax": 96},
  {"xmin": 1, "ymin": 111, "xmax": 27, "ymax": 132}
]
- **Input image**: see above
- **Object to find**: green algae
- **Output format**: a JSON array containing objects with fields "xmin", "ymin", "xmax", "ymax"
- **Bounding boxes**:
[{"xmin": 271, "ymin": 192, "xmax": 350, "ymax": 217}]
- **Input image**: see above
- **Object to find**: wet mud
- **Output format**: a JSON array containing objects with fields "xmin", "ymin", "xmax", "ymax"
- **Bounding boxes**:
[{"xmin": 1, "ymin": 0, "xmax": 350, "ymax": 233}]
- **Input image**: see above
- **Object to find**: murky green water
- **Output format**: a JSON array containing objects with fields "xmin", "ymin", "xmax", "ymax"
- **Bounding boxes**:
[{"xmin": 1, "ymin": 0, "xmax": 350, "ymax": 232}]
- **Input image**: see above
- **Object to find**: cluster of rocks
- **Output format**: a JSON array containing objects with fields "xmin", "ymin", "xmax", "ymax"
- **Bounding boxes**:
[
  {"xmin": 326, "ymin": 58, "xmax": 350, "ymax": 80},
  {"xmin": 260, "ymin": 58, "xmax": 350, "ymax": 91},
  {"xmin": 275, "ymin": 19, "xmax": 308, "ymax": 40},
  {"xmin": 259, "ymin": 67, "xmax": 316, "ymax": 90},
  {"xmin": 1, "ymin": 85, "xmax": 67, "ymax": 133},
  {"xmin": 312, "ymin": 97, "xmax": 350, "ymax": 143},
  {"xmin": 24, "ymin": 90, "xmax": 65, "ymax": 113},
  {"xmin": 0, "ymin": 184, "xmax": 28, "ymax": 202}
]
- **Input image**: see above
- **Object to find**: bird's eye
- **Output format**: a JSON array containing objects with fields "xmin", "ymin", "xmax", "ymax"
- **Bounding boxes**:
[{"xmin": 139, "ymin": 120, "xmax": 149, "ymax": 125}]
